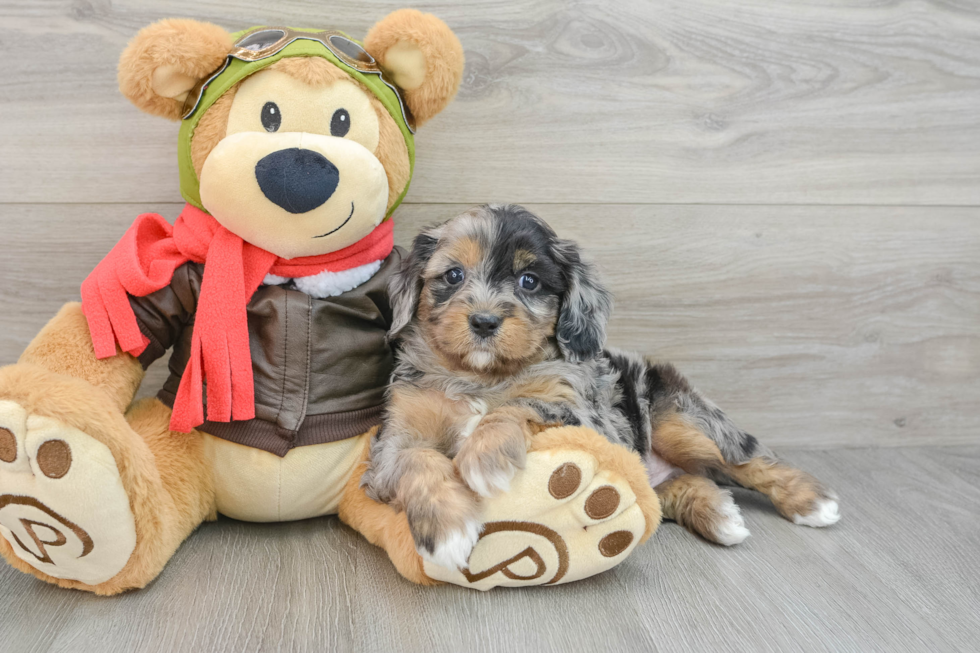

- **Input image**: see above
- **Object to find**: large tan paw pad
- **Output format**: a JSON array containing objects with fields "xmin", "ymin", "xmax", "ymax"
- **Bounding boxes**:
[
  {"xmin": 0, "ymin": 401, "xmax": 136, "ymax": 586},
  {"xmin": 423, "ymin": 448, "xmax": 647, "ymax": 589}
]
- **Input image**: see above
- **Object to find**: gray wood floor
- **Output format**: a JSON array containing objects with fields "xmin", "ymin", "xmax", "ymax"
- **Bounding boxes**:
[{"xmin": 0, "ymin": 446, "xmax": 977, "ymax": 653}]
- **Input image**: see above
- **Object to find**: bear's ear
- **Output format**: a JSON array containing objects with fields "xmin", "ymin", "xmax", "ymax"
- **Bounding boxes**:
[
  {"xmin": 364, "ymin": 9, "xmax": 464, "ymax": 128},
  {"xmin": 118, "ymin": 19, "xmax": 233, "ymax": 121}
]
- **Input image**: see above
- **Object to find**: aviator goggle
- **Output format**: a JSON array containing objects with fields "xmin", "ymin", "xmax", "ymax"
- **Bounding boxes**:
[{"xmin": 180, "ymin": 26, "xmax": 416, "ymax": 133}]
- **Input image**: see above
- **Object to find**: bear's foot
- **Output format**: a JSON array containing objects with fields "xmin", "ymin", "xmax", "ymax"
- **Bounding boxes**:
[
  {"xmin": 424, "ymin": 426, "xmax": 661, "ymax": 589},
  {"xmin": 0, "ymin": 400, "xmax": 136, "ymax": 586}
]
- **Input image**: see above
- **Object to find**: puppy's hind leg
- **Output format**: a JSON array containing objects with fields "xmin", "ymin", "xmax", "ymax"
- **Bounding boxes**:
[
  {"xmin": 724, "ymin": 457, "xmax": 840, "ymax": 528},
  {"xmin": 655, "ymin": 474, "xmax": 749, "ymax": 546},
  {"xmin": 647, "ymin": 362, "xmax": 839, "ymax": 528}
]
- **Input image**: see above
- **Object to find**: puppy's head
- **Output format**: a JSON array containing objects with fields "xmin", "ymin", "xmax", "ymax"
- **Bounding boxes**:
[{"xmin": 389, "ymin": 205, "xmax": 612, "ymax": 374}]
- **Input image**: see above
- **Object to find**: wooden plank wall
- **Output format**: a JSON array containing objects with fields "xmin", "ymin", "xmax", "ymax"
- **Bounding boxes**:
[{"xmin": 0, "ymin": 0, "xmax": 977, "ymax": 449}]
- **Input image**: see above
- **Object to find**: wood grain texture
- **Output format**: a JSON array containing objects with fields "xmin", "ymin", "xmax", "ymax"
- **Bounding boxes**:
[
  {"xmin": 1, "ymin": 446, "xmax": 978, "ymax": 652},
  {"xmin": 0, "ymin": 2, "xmax": 977, "ymax": 650},
  {"xmin": 1, "ymin": 0, "xmax": 979, "ymax": 205},
  {"xmin": 2, "ymin": 202, "xmax": 976, "ymax": 449}
]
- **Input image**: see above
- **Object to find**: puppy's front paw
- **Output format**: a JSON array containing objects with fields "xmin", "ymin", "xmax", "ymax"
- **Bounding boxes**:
[
  {"xmin": 455, "ymin": 423, "xmax": 528, "ymax": 498},
  {"xmin": 456, "ymin": 448, "xmax": 521, "ymax": 498},
  {"xmin": 406, "ymin": 487, "xmax": 483, "ymax": 570},
  {"xmin": 418, "ymin": 520, "xmax": 483, "ymax": 571}
]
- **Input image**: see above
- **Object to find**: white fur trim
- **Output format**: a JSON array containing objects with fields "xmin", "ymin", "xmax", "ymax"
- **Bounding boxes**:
[
  {"xmin": 263, "ymin": 273, "xmax": 290, "ymax": 286},
  {"xmin": 262, "ymin": 259, "xmax": 383, "ymax": 299},
  {"xmin": 793, "ymin": 499, "xmax": 841, "ymax": 527}
]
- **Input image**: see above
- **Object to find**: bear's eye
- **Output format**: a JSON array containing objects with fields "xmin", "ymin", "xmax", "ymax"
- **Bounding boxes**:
[
  {"xmin": 261, "ymin": 102, "xmax": 281, "ymax": 132},
  {"xmin": 444, "ymin": 268, "xmax": 465, "ymax": 285},
  {"xmin": 331, "ymin": 108, "xmax": 351, "ymax": 137}
]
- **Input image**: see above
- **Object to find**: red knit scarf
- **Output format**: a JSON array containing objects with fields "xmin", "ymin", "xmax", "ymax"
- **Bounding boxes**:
[{"xmin": 81, "ymin": 204, "xmax": 394, "ymax": 433}]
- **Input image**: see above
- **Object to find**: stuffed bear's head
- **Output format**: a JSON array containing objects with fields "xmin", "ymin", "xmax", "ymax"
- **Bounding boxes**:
[{"xmin": 118, "ymin": 11, "xmax": 463, "ymax": 259}]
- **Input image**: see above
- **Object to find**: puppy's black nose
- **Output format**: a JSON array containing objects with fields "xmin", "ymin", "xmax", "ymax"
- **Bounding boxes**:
[
  {"xmin": 255, "ymin": 148, "xmax": 339, "ymax": 213},
  {"xmin": 469, "ymin": 313, "xmax": 502, "ymax": 337}
]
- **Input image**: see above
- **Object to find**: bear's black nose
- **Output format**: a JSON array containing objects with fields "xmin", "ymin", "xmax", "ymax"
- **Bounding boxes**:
[{"xmin": 255, "ymin": 148, "xmax": 339, "ymax": 214}]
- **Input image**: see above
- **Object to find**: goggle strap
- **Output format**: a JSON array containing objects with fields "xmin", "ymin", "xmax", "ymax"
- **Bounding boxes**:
[{"xmin": 181, "ymin": 27, "xmax": 416, "ymax": 134}]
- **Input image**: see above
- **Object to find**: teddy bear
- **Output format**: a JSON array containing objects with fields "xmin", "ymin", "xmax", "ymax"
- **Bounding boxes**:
[{"xmin": 0, "ymin": 11, "xmax": 660, "ymax": 595}]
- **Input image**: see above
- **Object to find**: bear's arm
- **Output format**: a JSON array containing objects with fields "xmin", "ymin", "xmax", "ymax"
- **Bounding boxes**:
[{"xmin": 128, "ymin": 262, "xmax": 203, "ymax": 369}]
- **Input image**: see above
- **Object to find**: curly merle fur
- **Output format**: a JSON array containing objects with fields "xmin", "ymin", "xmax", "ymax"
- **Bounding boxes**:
[{"xmin": 363, "ymin": 204, "xmax": 837, "ymax": 563}]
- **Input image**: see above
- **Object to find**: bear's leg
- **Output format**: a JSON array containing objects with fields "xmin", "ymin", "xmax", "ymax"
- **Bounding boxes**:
[
  {"xmin": 0, "ymin": 368, "xmax": 214, "ymax": 595},
  {"xmin": 339, "ymin": 426, "xmax": 661, "ymax": 589},
  {"xmin": 123, "ymin": 397, "xmax": 217, "ymax": 561}
]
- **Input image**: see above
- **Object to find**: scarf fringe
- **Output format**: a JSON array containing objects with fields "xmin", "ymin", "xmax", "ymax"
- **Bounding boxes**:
[{"xmin": 82, "ymin": 204, "xmax": 394, "ymax": 432}]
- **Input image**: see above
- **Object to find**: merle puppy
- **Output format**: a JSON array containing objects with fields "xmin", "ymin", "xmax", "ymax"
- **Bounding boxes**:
[{"xmin": 363, "ymin": 204, "xmax": 839, "ymax": 569}]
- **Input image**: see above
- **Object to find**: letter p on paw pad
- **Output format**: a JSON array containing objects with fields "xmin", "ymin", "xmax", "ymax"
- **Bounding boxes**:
[{"xmin": 0, "ymin": 403, "xmax": 136, "ymax": 586}]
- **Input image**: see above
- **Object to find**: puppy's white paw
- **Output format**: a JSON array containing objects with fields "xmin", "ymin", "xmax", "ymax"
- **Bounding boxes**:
[
  {"xmin": 713, "ymin": 492, "xmax": 751, "ymax": 546},
  {"xmin": 793, "ymin": 498, "xmax": 840, "ymax": 528},
  {"xmin": 419, "ymin": 520, "xmax": 483, "ymax": 570},
  {"xmin": 458, "ymin": 457, "xmax": 516, "ymax": 498}
]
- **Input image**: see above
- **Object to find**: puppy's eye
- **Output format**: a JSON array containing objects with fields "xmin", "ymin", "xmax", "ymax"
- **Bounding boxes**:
[
  {"xmin": 519, "ymin": 273, "xmax": 539, "ymax": 291},
  {"xmin": 331, "ymin": 108, "xmax": 351, "ymax": 137},
  {"xmin": 444, "ymin": 268, "xmax": 465, "ymax": 285},
  {"xmin": 261, "ymin": 102, "xmax": 281, "ymax": 132}
]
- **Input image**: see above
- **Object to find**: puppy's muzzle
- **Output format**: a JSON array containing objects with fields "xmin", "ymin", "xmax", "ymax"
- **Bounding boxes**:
[
  {"xmin": 469, "ymin": 313, "xmax": 502, "ymax": 338},
  {"xmin": 255, "ymin": 148, "xmax": 339, "ymax": 213}
]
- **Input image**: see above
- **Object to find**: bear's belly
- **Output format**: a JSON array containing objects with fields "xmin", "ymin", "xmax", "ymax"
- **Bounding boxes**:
[{"xmin": 201, "ymin": 431, "xmax": 370, "ymax": 522}]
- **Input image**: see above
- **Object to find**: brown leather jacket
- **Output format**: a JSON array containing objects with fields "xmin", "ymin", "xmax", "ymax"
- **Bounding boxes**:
[{"xmin": 130, "ymin": 249, "xmax": 403, "ymax": 456}]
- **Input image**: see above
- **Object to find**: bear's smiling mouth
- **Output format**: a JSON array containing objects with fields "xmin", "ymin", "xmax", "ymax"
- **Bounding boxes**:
[{"xmin": 312, "ymin": 202, "xmax": 355, "ymax": 239}]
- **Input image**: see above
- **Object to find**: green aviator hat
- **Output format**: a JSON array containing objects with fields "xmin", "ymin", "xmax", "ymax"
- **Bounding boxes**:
[{"xmin": 177, "ymin": 27, "xmax": 416, "ymax": 218}]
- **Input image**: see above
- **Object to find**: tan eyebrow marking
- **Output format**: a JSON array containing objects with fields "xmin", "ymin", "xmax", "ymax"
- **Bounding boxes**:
[
  {"xmin": 447, "ymin": 236, "xmax": 483, "ymax": 270},
  {"xmin": 514, "ymin": 249, "xmax": 537, "ymax": 272}
]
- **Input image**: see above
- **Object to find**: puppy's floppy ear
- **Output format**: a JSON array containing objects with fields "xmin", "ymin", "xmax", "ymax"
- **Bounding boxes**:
[
  {"xmin": 553, "ymin": 239, "xmax": 613, "ymax": 362},
  {"xmin": 388, "ymin": 228, "xmax": 441, "ymax": 341},
  {"xmin": 118, "ymin": 19, "xmax": 233, "ymax": 120},
  {"xmin": 364, "ymin": 9, "xmax": 465, "ymax": 127}
]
